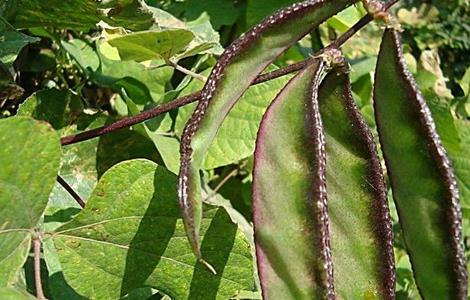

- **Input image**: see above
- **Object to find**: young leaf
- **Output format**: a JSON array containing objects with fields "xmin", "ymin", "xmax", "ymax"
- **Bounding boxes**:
[
  {"xmin": 374, "ymin": 29, "xmax": 468, "ymax": 299},
  {"xmin": 253, "ymin": 60, "xmax": 333, "ymax": 299},
  {"xmin": 0, "ymin": 117, "xmax": 61, "ymax": 285},
  {"xmin": 178, "ymin": 0, "xmax": 355, "ymax": 261},
  {"xmin": 51, "ymin": 159, "xmax": 253, "ymax": 300},
  {"xmin": 319, "ymin": 72, "xmax": 395, "ymax": 298}
]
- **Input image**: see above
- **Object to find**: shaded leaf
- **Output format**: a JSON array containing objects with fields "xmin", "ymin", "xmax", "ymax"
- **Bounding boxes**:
[
  {"xmin": 0, "ymin": 17, "xmax": 38, "ymax": 68},
  {"xmin": 181, "ymin": 0, "xmax": 242, "ymax": 29},
  {"xmin": 374, "ymin": 29, "xmax": 467, "ymax": 299},
  {"xmin": 51, "ymin": 159, "xmax": 253, "ymax": 300},
  {"xmin": 17, "ymin": 89, "xmax": 84, "ymax": 132}
]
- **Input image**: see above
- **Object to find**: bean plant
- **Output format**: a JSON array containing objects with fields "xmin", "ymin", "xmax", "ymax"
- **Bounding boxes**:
[{"xmin": 0, "ymin": 0, "xmax": 468, "ymax": 299}]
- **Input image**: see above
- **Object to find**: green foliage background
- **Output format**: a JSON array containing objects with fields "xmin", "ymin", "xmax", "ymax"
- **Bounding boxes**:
[{"xmin": 0, "ymin": 0, "xmax": 469, "ymax": 299}]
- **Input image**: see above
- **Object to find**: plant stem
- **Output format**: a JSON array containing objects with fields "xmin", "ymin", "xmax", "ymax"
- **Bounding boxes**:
[
  {"xmin": 60, "ymin": 0, "xmax": 400, "ymax": 146},
  {"xmin": 33, "ymin": 231, "xmax": 46, "ymax": 300},
  {"xmin": 168, "ymin": 60, "xmax": 207, "ymax": 82},
  {"xmin": 57, "ymin": 175, "xmax": 85, "ymax": 208}
]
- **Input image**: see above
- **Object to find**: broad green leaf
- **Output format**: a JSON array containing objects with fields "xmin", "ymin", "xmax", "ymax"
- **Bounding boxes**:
[
  {"xmin": 5, "ymin": 0, "xmax": 154, "ymax": 31},
  {"xmin": 0, "ymin": 287, "xmax": 35, "ymax": 300},
  {"xmin": 175, "ymin": 66, "xmax": 292, "ymax": 169},
  {"xmin": 0, "ymin": 17, "xmax": 38, "ymax": 68},
  {"xmin": 61, "ymin": 39, "xmax": 100, "ymax": 73},
  {"xmin": 0, "ymin": 117, "xmax": 61, "ymax": 286},
  {"xmin": 51, "ymin": 159, "xmax": 253, "ymax": 300},
  {"xmin": 374, "ymin": 29, "xmax": 467, "ymax": 299},
  {"xmin": 95, "ymin": 41, "xmax": 173, "ymax": 103},
  {"xmin": 43, "ymin": 239, "xmax": 86, "ymax": 300},
  {"xmin": 319, "ymin": 72, "xmax": 395, "ymax": 298},
  {"xmin": 178, "ymin": 0, "xmax": 355, "ymax": 259},
  {"xmin": 0, "ymin": 236, "xmax": 30, "ymax": 286},
  {"xmin": 178, "ymin": 13, "xmax": 224, "ymax": 59},
  {"xmin": 253, "ymin": 60, "xmax": 333, "ymax": 299},
  {"xmin": 146, "ymin": 8, "xmax": 223, "ymax": 59},
  {"xmin": 108, "ymin": 29, "xmax": 194, "ymax": 61}
]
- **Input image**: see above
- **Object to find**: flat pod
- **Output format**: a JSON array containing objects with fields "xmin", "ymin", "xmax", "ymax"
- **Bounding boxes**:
[
  {"xmin": 253, "ymin": 60, "xmax": 333, "ymax": 299},
  {"xmin": 374, "ymin": 29, "xmax": 467, "ymax": 299},
  {"xmin": 318, "ymin": 72, "xmax": 395, "ymax": 299},
  {"xmin": 178, "ymin": 0, "xmax": 355, "ymax": 260}
]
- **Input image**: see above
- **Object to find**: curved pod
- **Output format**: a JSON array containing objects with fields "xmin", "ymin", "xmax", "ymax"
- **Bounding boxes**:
[
  {"xmin": 374, "ymin": 29, "xmax": 467, "ymax": 299},
  {"xmin": 178, "ymin": 0, "xmax": 356, "ymax": 260},
  {"xmin": 319, "ymin": 72, "xmax": 395, "ymax": 299},
  {"xmin": 253, "ymin": 60, "xmax": 333, "ymax": 299}
]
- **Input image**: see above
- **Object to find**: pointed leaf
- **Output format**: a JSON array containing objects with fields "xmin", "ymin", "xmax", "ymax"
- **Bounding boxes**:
[
  {"xmin": 374, "ymin": 29, "xmax": 467, "ymax": 299},
  {"xmin": 253, "ymin": 60, "xmax": 333, "ymax": 299},
  {"xmin": 319, "ymin": 72, "xmax": 395, "ymax": 298},
  {"xmin": 178, "ymin": 0, "xmax": 355, "ymax": 259},
  {"xmin": 51, "ymin": 159, "xmax": 253, "ymax": 300},
  {"xmin": 108, "ymin": 29, "xmax": 195, "ymax": 62},
  {"xmin": 0, "ymin": 17, "xmax": 38, "ymax": 68},
  {"xmin": 0, "ymin": 117, "xmax": 61, "ymax": 285}
]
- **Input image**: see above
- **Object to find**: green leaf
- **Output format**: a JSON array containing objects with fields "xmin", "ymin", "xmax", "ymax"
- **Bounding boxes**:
[
  {"xmin": 51, "ymin": 159, "xmax": 253, "ymax": 299},
  {"xmin": 94, "ymin": 41, "xmax": 173, "ymax": 103},
  {"xmin": 108, "ymin": 29, "xmax": 194, "ymax": 62},
  {"xmin": 175, "ymin": 66, "xmax": 292, "ymax": 169},
  {"xmin": 422, "ymin": 91, "xmax": 470, "ymax": 211},
  {"xmin": 61, "ymin": 39, "xmax": 100, "ymax": 73},
  {"xmin": 43, "ymin": 239, "xmax": 86, "ymax": 300},
  {"xmin": 326, "ymin": 4, "xmax": 365, "ymax": 33},
  {"xmin": 181, "ymin": 0, "xmax": 242, "ymax": 29},
  {"xmin": 374, "ymin": 29, "xmax": 467, "ymax": 299},
  {"xmin": 178, "ymin": 0, "xmax": 355, "ymax": 259},
  {"xmin": 0, "ymin": 17, "xmax": 38, "ymax": 68},
  {"xmin": 318, "ymin": 72, "xmax": 395, "ymax": 298},
  {"xmin": 6, "ymin": 0, "xmax": 154, "ymax": 31},
  {"xmin": 146, "ymin": 8, "xmax": 223, "ymax": 59},
  {"xmin": 17, "ymin": 89, "xmax": 84, "ymax": 131},
  {"xmin": 0, "ymin": 287, "xmax": 35, "ymax": 299},
  {"xmin": 0, "ymin": 236, "xmax": 30, "ymax": 286},
  {"xmin": 253, "ymin": 60, "xmax": 333, "ymax": 298},
  {"xmin": 246, "ymin": 0, "xmax": 297, "ymax": 28},
  {"xmin": 95, "ymin": 121, "xmax": 160, "ymax": 178},
  {"xmin": 0, "ymin": 117, "xmax": 61, "ymax": 286}
]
